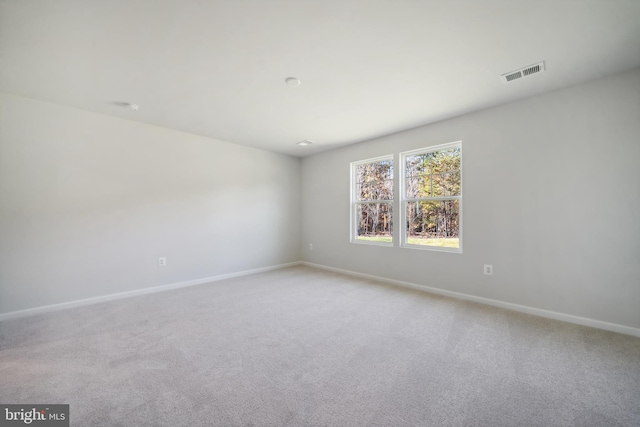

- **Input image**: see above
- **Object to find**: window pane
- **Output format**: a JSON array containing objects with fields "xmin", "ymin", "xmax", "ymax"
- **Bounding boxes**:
[
  {"xmin": 356, "ymin": 160, "xmax": 393, "ymax": 201},
  {"xmin": 383, "ymin": 177, "xmax": 393, "ymax": 196},
  {"xmin": 405, "ymin": 200, "xmax": 459, "ymax": 248},
  {"xmin": 406, "ymin": 176, "xmax": 430, "ymax": 198},
  {"xmin": 405, "ymin": 153, "xmax": 431, "ymax": 177},
  {"xmin": 376, "ymin": 160, "xmax": 393, "ymax": 181},
  {"xmin": 356, "ymin": 203, "xmax": 393, "ymax": 243},
  {"xmin": 432, "ymin": 171, "xmax": 461, "ymax": 196},
  {"xmin": 357, "ymin": 161, "xmax": 393, "ymax": 181},
  {"xmin": 355, "ymin": 163, "xmax": 367, "ymax": 183},
  {"xmin": 356, "ymin": 182, "xmax": 370, "ymax": 201},
  {"xmin": 357, "ymin": 181, "xmax": 393, "ymax": 201},
  {"xmin": 405, "ymin": 154, "xmax": 435, "ymax": 198},
  {"xmin": 433, "ymin": 148, "xmax": 461, "ymax": 173},
  {"xmin": 406, "ymin": 148, "xmax": 461, "ymax": 198}
]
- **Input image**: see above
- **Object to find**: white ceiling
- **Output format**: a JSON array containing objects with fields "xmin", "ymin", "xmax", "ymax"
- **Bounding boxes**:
[{"xmin": 1, "ymin": 0, "xmax": 639, "ymax": 157}]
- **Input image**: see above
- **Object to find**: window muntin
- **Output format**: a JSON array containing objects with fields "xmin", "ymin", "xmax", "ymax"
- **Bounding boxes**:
[
  {"xmin": 401, "ymin": 143, "xmax": 461, "ymax": 252},
  {"xmin": 351, "ymin": 156, "xmax": 394, "ymax": 245}
]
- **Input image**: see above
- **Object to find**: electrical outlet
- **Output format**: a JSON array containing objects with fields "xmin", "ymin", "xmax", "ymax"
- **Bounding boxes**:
[
  {"xmin": 159, "ymin": 257, "xmax": 167, "ymax": 267},
  {"xmin": 309, "ymin": 243, "xmax": 313, "ymax": 251},
  {"xmin": 484, "ymin": 264, "xmax": 493, "ymax": 276}
]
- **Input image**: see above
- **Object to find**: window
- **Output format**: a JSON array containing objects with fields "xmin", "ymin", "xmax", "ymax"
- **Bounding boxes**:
[
  {"xmin": 401, "ymin": 142, "xmax": 462, "ymax": 252},
  {"xmin": 351, "ymin": 156, "xmax": 394, "ymax": 245}
]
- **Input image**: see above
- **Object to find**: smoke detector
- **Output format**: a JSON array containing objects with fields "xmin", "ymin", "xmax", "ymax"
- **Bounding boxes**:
[
  {"xmin": 285, "ymin": 77, "xmax": 301, "ymax": 86},
  {"xmin": 501, "ymin": 62, "xmax": 545, "ymax": 83}
]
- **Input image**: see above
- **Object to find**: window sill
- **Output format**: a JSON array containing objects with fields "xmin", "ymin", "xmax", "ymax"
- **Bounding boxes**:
[
  {"xmin": 400, "ymin": 244, "xmax": 462, "ymax": 254},
  {"xmin": 350, "ymin": 240, "xmax": 394, "ymax": 247}
]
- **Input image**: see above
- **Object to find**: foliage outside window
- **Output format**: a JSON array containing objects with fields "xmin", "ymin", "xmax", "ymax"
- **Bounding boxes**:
[
  {"xmin": 351, "ymin": 156, "xmax": 393, "ymax": 245},
  {"xmin": 401, "ymin": 142, "xmax": 461, "ymax": 251}
]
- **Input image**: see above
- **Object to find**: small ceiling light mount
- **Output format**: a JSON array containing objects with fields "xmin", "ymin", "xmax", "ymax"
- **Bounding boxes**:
[
  {"xmin": 296, "ymin": 140, "xmax": 313, "ymax": 146},
  {"xmin": 113, "ymin": 101, "xmax": 140, "ymax": 111},
  {"xmin": 285, "ymin": 77, "xmax": 301, "ymax": 86}
]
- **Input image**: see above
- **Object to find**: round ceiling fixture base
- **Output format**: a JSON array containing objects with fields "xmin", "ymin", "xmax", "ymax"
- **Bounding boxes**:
[{"xmin": 285, "ymin": 77, "xmax": 301, "ymax": 86}]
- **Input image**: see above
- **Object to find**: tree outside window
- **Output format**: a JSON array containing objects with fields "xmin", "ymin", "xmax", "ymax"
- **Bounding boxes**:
[
  {"xmin": 351, "ymin": 156, "xmax": 393, "ymax": 245},
  {"xmin": 402, "ymin": 143, "xmax": 462, "ymax": 251}
]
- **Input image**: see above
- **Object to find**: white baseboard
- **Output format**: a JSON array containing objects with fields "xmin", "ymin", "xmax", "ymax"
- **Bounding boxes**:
[
  {"xmin": 302, "ymin": 262, "xmax": 640, "ymax": 338},
  {"xmin": 0, "ymin": 261, "xmax": 302, "ymax": 322}
]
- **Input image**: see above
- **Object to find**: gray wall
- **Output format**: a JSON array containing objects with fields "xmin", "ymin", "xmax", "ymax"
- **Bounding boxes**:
[
  {"xmin": 301, "ymin": 68, "xmax": 640, "ymax": 329},
  {"xmin": 2, "ymin": 68, "xmax": 639, "ymax": 330},
  {"xmin": 0, "ymin": 93, "xmax": 301, "ymax": 314}
]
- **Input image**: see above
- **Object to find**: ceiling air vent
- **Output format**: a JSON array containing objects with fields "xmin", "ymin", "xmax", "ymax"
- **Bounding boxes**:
[{"xmin": 501, "ymin": 62, "xmax": 545, "ymax": 83}]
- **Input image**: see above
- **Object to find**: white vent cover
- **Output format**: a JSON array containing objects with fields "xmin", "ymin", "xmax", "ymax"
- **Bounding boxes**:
[{"xmin": 501, "ymin": 62, "xmax": 545, "ymax": 83}]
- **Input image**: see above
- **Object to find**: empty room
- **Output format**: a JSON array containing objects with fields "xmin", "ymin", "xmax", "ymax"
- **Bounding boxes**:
[{"xmin": 1, "ymin": 1, "xmax": 639, "ymax": 426}]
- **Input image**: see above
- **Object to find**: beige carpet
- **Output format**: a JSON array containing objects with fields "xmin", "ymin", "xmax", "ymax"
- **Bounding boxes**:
[{"xmin": 1, "ymin": 265, "xmax": 639, "ymax": 426}]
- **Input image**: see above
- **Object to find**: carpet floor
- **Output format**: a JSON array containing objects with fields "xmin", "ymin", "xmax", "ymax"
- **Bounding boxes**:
[{"xmin": 1, "ymin": 265, "xmax": 639, "ymax": 426}]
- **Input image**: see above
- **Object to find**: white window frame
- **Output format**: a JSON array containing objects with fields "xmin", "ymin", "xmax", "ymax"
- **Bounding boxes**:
[
  {"xmin": 400, "ymin": 141, "xmax": 462, "ymax": 253},
  {"xmin": 350, "ymin": 155, "xmax": 394, "ymax": 246}
]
